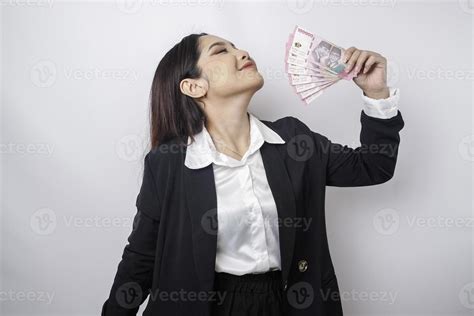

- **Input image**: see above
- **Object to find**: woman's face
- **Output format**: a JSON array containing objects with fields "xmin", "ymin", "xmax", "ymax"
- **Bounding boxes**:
[{"xmin": 195, "ymin": 35, "xmax": 264, "ymax": 99}]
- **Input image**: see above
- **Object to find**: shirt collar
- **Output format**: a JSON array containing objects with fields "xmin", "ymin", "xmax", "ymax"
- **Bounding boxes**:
[{"xmin": 184, "ymin": 112, "xmax": 285, "ymax": 169}]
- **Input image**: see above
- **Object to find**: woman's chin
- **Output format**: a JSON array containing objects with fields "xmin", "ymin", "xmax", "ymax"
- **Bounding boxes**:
[
  {"xmin": 254, "ymin": 76, "xmax": 264, "ymax": 90},
  {"xmin": 242, "ymin": 77, "xmax": 264, "ymax": 94},
  {"xmin": 246, "ymin": 73, "xmax": 264, "ymax": 89}
]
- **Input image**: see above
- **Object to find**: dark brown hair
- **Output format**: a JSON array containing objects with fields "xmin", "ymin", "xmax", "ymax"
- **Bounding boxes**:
[{"xmin": 149, "ymin": 32, "xmax": 208, "ymax": 149}]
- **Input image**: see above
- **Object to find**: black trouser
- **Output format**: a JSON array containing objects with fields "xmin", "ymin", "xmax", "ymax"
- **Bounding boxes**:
[{"xmin": 211, "ymin": 269, "xmax": 284, "ymax": 316}]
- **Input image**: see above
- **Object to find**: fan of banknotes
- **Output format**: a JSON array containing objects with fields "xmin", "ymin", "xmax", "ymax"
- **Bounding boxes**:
[{"xmin": 285, "ymin": 25, "xmax": 358, "ymax": 104}]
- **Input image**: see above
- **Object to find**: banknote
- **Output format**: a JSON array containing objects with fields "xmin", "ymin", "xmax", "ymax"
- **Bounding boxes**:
[
  {"xmin": 285, "ymin": 38, "xmax": 337, "ymax": 85},
  {"xmin": 286, "ymin": 33, "xmax": 339, "ymax": 78},
  {"xmin": 285, "ymin": 32, "xmax": 338, "ymax": 103},
  {"xmin": 309, "ymin": 37, "xmax": 357, "ymax": 80},
  {"xmin": 289, "ymin": 26, "xmax": 356, "ymax": 79},
  {"xmin": 285, "ymin": 25, "xmax": 358, "ymax": 104}
]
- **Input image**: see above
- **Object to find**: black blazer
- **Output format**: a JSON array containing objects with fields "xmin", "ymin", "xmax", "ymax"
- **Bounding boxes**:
[{"xmin": 102, "ymin": 110, "xmax": 405, "ymax": 316}]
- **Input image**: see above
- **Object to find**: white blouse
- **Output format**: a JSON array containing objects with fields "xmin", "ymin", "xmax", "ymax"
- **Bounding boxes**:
[{"xmin": 184, "ymin": 87, "xmax": 400, "ymax": 275}]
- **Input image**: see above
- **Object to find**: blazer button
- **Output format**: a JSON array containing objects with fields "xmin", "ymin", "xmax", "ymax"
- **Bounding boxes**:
[
  {"xmin": 298, "ymin": 259, "xmax": 308, "ymax": 272},
  {"xmin": 283, "ymin": 280, "xmax": 288, "ymax": 290}
]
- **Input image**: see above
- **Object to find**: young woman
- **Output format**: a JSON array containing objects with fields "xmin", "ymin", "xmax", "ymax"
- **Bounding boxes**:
[{"xmin": 102, "ymin": 33, "xmax": 404, "ymax": 316}]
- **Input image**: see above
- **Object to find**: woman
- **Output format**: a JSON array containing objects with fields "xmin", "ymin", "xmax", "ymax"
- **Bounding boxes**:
[{"xmin": 102, "ymin": 33, "xmax": 404, "ymax": 316}]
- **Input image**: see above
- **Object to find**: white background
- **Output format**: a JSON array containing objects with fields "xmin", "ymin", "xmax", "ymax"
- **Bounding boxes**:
[{"xmin": 1, "ymin": 0, "xmax": 473, "ymax": 315}]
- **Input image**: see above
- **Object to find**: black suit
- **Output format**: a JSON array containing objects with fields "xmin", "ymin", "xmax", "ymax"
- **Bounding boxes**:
[{"xmin": 102, "ymin": 110, "xmax": 405, "ymax": 315}]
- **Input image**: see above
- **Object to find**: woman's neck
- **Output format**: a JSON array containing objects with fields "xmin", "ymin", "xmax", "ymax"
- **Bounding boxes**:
[{"xmin": 205, "ymin": 108, "xmax": 251, "ymax": 159}]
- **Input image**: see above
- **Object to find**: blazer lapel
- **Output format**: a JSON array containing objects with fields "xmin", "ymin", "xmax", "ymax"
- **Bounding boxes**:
[
  {"xmin": 183, "ymin": 141, "xmax": 297, "ymax": 289},
  {"xmin": 259, "ymin": 142, "xmax": 297, "ymax": 284},
  {"xmin": 183, "ymin": 159, "xmax": 218, "ymax": 289}
]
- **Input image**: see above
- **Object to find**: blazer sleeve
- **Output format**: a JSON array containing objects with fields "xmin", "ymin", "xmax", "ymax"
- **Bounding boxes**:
[
  {"xmin": 295, "ymin": 109, "xmax": 405, "ymax": 187},
  {"xmin": 101, "ymin": 152, "xmax": 161, "ymax": 316}
]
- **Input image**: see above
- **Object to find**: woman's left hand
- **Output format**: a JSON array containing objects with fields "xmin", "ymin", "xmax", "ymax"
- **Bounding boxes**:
[{"xmin": 343, "ymin": 47, "xmax": 390, "ymax": 99}]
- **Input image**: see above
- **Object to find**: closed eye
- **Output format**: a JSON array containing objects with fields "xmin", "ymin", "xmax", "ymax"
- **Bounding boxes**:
[{"xmin": 216, "ymin": 48, "xmax": 227, "ymax": 54}]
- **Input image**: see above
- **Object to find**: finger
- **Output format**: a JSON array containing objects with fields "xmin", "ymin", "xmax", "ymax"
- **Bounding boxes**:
[
  {"xmin": 343, "ymin": 47, "xmax": 357, "ymax": 63},
  {"xmin": 363, "ymin": 55, "xmax": 377, "ymax": 74},
  {"xmin": 345, "ymin": 49, "xmax": 361, "ymax": 73},
  {"xmin": 354, "ymin": 51, "xmax": 370, "ymax": 75},
  {"xmin": 363, "ymin": 55, "xmax": 386, "ymax": 74}
]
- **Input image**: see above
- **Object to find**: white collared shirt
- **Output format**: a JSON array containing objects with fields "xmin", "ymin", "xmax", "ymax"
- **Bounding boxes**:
[{"xmin": 184, "ymin": 88, "xmax": 400, "ymax": 275}]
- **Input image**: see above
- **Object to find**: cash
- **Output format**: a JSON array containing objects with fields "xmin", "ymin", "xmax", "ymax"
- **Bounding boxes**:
[{"xmin": 285, "ymin": 25, "xmax": 357, "ymax": 104}]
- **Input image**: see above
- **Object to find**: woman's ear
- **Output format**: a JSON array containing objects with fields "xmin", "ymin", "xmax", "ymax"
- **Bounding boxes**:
[{"xmin": 179, "ymin": 77, "xmax": 208, "ymax": 98}]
